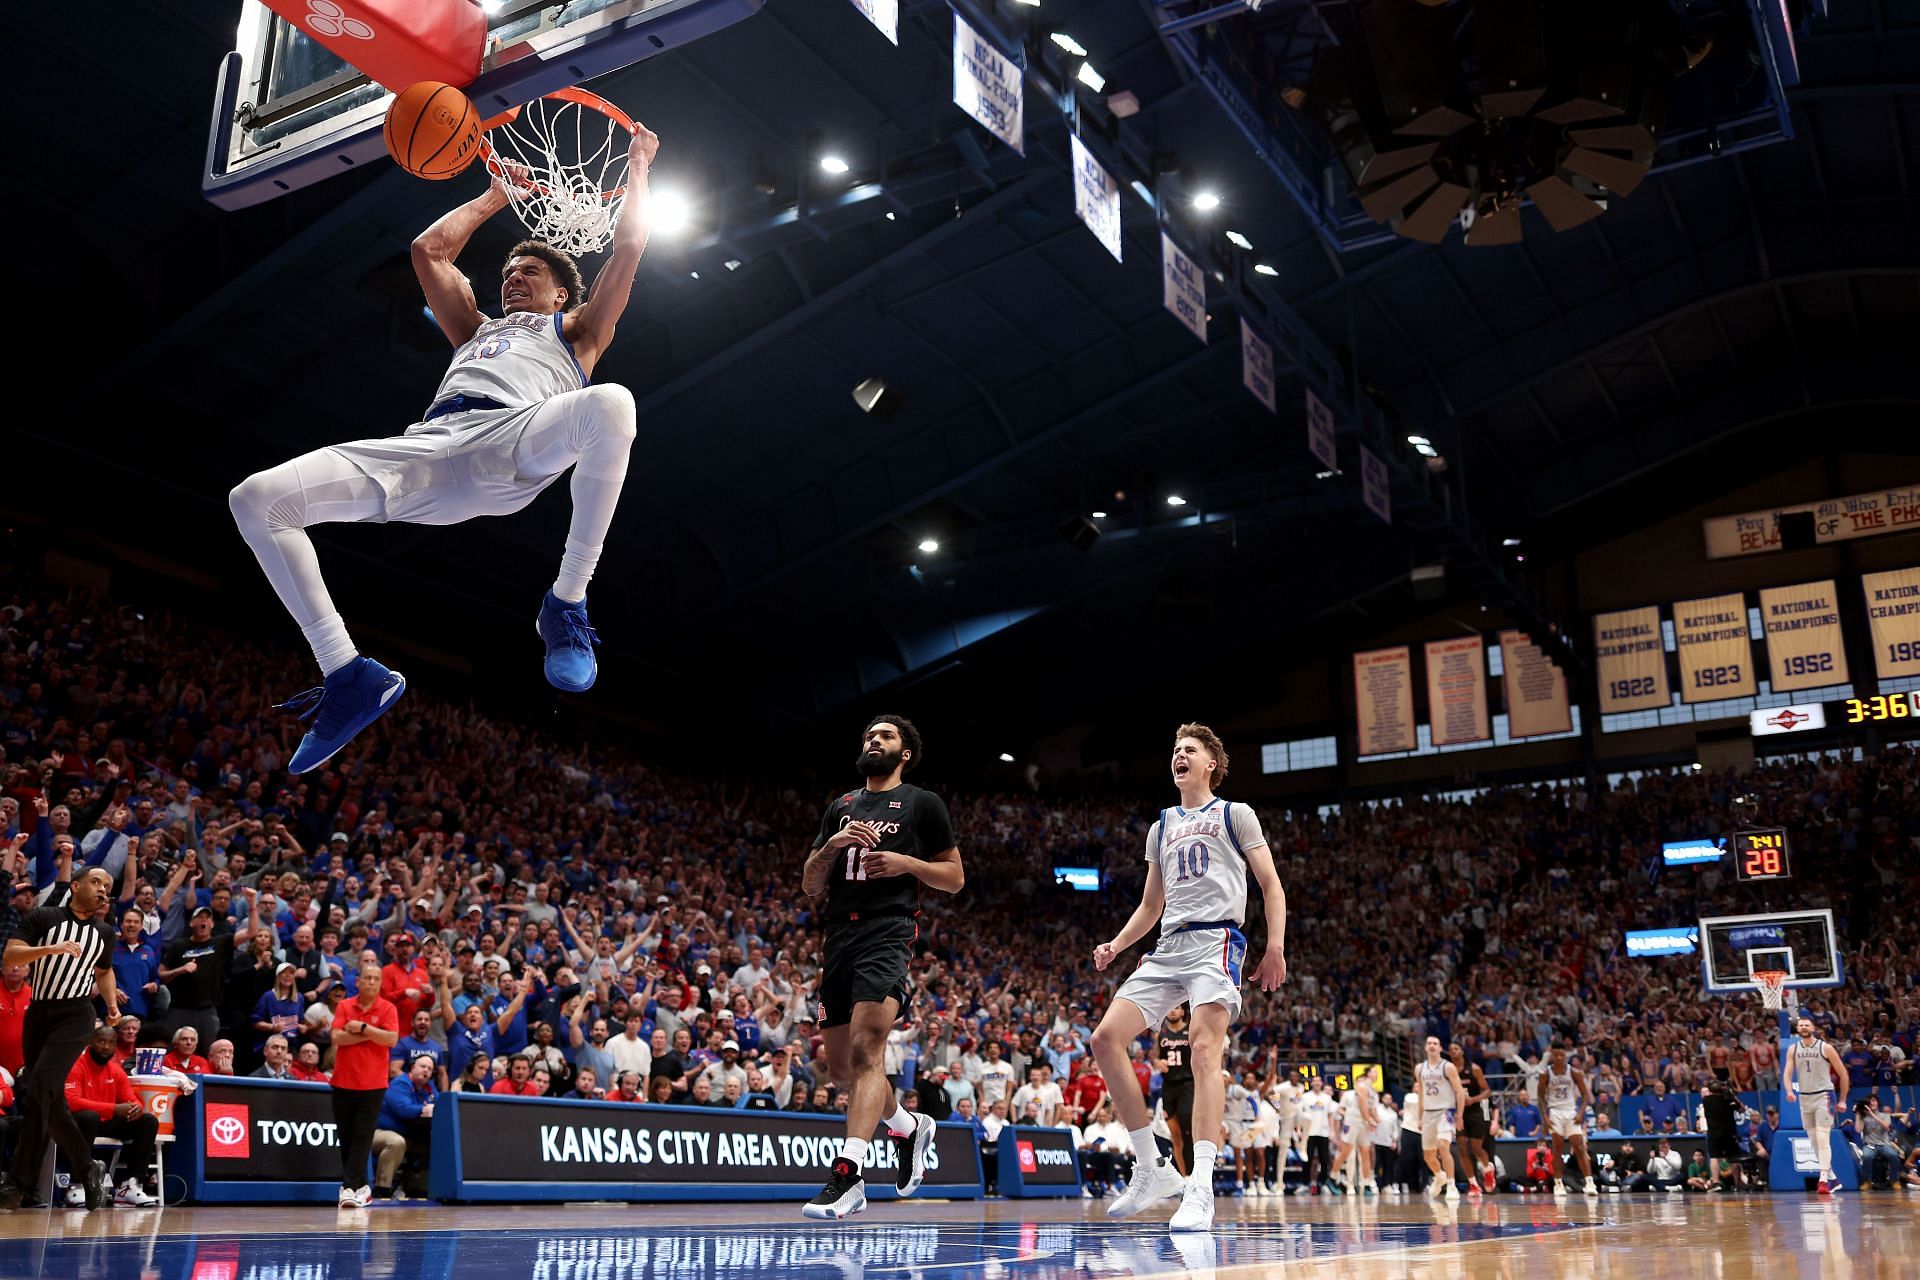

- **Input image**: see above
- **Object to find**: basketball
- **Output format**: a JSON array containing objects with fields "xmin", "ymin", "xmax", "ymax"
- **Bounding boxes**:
[{"xmin": 383, "ymin": 81, "xmax": 480, "ymax": 181}]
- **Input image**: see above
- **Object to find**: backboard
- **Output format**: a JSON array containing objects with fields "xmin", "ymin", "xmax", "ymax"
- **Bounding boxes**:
[
  {"xmin": 1698, "ymin": 908, "xmax": 1843, "ymax": 995},
  {"xmin": 204, "ymin": 0, "xmax": 761, "ymax": 209}
]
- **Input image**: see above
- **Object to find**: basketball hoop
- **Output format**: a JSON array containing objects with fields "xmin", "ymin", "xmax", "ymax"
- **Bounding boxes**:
[
  {"xmin": 1754, "ymin": 970, "xmax": 1790, "ymax": 1012},
  {"xmin": 481, "ymin": 87, "xmax": 636, "ymax": 257}
]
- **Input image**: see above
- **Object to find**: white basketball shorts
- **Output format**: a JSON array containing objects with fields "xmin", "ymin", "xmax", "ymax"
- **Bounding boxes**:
[
  {"xmin": 1548, "ymin": 1108, "xmax": 1584, "ymax": 1139},
  {"xmin": 1419, "ymin": 1112, "xmax": 1455, "ymax": 1151},
  {"xmin": 1112, "ymin": 925, "xmax": 1246, "ymax": 1027}
]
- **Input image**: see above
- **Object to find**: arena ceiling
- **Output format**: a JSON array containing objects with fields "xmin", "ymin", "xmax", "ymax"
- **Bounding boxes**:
[{"xmin": 15, "ymin": 1, "xmax": 1919, "ymax": 755}]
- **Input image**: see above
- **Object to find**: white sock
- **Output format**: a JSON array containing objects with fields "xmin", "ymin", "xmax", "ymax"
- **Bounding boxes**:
[
  {"xmin": 885, "ymin": 1104, "xmax": 915, "ymax": 1137},
  {"xmin": 1193, "ymin": 1141, "xmax": 1218, "ymax": 1178},
  {"xmin": 551, "ymin": 535, "xmax": 602, "ymax": 603},
  {"xmin": 1130, "ymin": 1127, "xmax": 1160, "ymax": 1165},
  {"xmin": 302, "ymin": 612, "xmax": 358, "ymax": 677},
  {"xmin": 840, "ymin": 1137, "xmax": 869, "ymax": 1167}
]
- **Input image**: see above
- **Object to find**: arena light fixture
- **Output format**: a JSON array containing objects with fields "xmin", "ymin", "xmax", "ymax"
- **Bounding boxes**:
[
  {"xmin": 724, "ymin": 259, "xmax": 742, "ymax": 272},
  {"xmin": 1406, "ymin": 434, "xmax": 1431, "ymax": 446},
  {"xmin": 1076, "ymin": 63, "xmax": 1106, "ymax": 92},
  {"xmin": 998, "ymin": 752, "xmax": 1017, "ymax": 762},
  {"xmin": 1091, "ymin": 510, "xmax": 1107, "ymax": 519},
  {"xmin": 1166, "ymin": 494, "xmax": 1188, "ymax": 507},
  {"xmin": 650, "ymin": 190, "xmax": 691, "ymax": 235},
  {"xmin": 1225, "ymin": 230, "xmax": 1253, "ymax": 250},
  {"xmin": 819, "ymin": 155, "xmax": 850, "ymax": 175},
  {"xmin": 1192, "ymin": 191, "xmax": 1221, "ymax": 212},
  {"xmin": 918, "ymin": 538, "xmax": 940, "ymax": 554},
  {"xmin": 1051, "ymin": 33, "xmax": 1088, "ymax": 56},
  {"xmin": 1254, "ymin": 262, "xmax": 1279, "ymax": 276}
]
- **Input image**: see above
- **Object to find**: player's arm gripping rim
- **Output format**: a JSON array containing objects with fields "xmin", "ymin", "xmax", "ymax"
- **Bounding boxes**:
[
  {"xmin": 562, "ymin": 122, "xmax": 662, "ymax": 372},
  {"xmin": 410, "ymin": 169, "xmax": 511, "ymax": 346}
]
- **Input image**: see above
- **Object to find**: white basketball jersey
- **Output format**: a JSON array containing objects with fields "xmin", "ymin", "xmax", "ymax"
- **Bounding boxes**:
[
  {"xmin": 1793, "ymin": 1038, "xmax": 1835, "ymax": 1092},
  {"xmin": 1271, "ymin": 1080, "xmax": 1300, "ymax": 1116},
  {"xmin": 1544, "ymin": 1064, "xmax": 1578, "ymax": 1112},
  {"xmin": 1418, "ymin": 1059, "xmax": 1451, "ymax": 1109},
  {"xmin": 430, "ymin": 309, "xmax": 586, "ymax": 411},
  {"xmin": 1148, "ymin": 799, "xmax": 1262, "ymax": 931}
]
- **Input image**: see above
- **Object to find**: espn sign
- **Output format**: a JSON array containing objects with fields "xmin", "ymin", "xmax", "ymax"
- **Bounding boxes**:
[{"xmin": 1750, "ymin": 703, "xmax": 1826, "ymax": 736}]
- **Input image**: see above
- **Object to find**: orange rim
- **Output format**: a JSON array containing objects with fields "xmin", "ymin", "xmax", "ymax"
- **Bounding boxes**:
[{"xmin": 479, "ymin": 86, "xmax": 637, "ymax": 202}]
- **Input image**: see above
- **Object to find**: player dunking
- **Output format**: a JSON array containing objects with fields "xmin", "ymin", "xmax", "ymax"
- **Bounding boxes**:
[
  {"xmin": 1410, "ymin": 1035, "xmax": 1464, "ymax": 1200},
  {"xmin": 1541, "ymin": 1043, "xmax": 1599, "ymax": 1196},
  {"xmin": 1090, "ymin": 724, "xmax": 1287, "ymax": 1233},
  {"xmin": 229, "ymin": 126, "xmax": 659, "ymax": 775},
  {"xmin": 1784, "ymin": 1016, "xmax": 1849, "ymax": 1194},
  {"xmin": 798, "ymin": 717, "xmax": 962, "ymax": 1219}
]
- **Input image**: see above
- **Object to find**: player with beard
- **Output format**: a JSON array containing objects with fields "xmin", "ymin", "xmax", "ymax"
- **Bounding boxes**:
[{"xmin": 798, "ymin": 717, "xmax": 963, "ymax": 1220}]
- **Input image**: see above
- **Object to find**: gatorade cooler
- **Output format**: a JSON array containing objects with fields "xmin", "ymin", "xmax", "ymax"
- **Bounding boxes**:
[{"xmin": 130, "ymin": 1076, "xmax": 182, "ymax": 1137}]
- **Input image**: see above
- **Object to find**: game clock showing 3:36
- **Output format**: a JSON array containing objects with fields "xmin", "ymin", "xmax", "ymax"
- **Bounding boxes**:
[{"xmin": 1840, "ymin": 690, "xmax": 1917, "ymax": 724}]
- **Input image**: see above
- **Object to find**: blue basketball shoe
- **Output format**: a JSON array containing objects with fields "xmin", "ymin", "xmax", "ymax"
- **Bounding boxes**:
[
  {"xmin": 537, "ymin": 591, "xmax": 599, "ymax": 691},
  {"xmin": 280, "ymin": 656, "xmax": 407, "ymax": 774}
]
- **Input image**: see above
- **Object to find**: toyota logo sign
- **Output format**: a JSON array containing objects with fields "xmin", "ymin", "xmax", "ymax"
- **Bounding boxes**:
[{"xmin": 206, "ymin": 1103, "xmax": 252, "ymax": 1159}]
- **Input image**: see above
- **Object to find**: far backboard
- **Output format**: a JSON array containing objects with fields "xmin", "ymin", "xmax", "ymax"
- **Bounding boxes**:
[
  {"xmin": 1698, "ymin": 908, "xmax": 1843, "ymax": 995},
  {"xmin": 204, "ymin": 0, "xmax": 761, "ymax": 209}
]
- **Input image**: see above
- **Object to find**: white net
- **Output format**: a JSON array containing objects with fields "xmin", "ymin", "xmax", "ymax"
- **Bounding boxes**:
[
  {"xmin": 1755, "ymin": 971, "xmax": 1790, "ymax": 1011},
  {"xmin": 483, "ymin": 92, "xmax": 631, "ymax": 257}
]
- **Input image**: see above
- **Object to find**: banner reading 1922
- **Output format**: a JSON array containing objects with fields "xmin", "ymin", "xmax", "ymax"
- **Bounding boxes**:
[{"xmin": 1593, "ymin": 606, "xmax": 1669, "ymax": 713}]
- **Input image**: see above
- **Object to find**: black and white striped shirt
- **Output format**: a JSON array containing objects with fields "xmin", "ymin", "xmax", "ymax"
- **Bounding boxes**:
[{"xmin": 16, "ymin": 905, "xmax": 114, "ymax": 1002}]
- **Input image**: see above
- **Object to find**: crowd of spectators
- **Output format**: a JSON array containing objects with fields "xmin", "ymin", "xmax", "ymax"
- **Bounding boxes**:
[{"xmin": 0, "ymin": 588, "xmax": 1916, "ymax": 1199}]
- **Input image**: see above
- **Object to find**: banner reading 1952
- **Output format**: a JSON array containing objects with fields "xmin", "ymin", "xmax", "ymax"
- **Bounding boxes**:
[{"xmin": 1759, "ymin": 579, "xmax": 1849, "ymax": 693}]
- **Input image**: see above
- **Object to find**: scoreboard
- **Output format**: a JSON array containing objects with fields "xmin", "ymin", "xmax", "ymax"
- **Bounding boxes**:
[{"xmin": 1752, "ymin": 690, "xmax": 1917, "ymax": 737}]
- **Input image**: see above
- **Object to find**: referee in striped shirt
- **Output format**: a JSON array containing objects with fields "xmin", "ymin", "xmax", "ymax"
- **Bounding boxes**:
[{"xmin": 0, "ymin": 867, "xmax": 122, "ymax": 1210}]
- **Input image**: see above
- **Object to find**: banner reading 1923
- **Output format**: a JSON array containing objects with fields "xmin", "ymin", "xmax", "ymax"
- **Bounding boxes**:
[
  {"xmin": 1593, "ymin": 605, "xmax": 1669, "ymax": 713},
  {"xmin": 1672, "ymin": 592, "xmax": 1756, "ymax": 703}
]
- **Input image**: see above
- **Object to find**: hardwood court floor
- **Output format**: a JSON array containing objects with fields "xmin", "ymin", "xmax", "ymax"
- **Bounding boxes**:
[{"xmin": 1, "ymin": 1190, "xmax": 1913, "ymax": 1278}]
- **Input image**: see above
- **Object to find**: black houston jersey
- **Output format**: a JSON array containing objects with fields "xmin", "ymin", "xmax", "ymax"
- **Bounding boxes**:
[
  {"xmin": 814, "ymin": 781, "xmax": 955, "ymax": 921},
  {"xmin": 1158, "ymin": 1030, "xmax": 1194, "ymax": 1086}
]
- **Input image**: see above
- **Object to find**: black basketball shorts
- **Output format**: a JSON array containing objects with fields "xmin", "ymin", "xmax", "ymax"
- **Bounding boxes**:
[{"xmin": 819, "ymin": 915, "xmax": 918, "ymax": 1028}]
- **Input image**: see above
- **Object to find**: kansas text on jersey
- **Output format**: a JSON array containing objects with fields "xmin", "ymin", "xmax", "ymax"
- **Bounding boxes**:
[
  {"xmin": 1146, "ymin": 798, "xmax": 1264, "ymax": 931},
  {"xmin": 429, "ymin": 310, "xmax": 587, "ymax": 412}
]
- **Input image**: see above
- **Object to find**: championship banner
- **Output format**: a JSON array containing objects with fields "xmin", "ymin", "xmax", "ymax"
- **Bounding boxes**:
[
  {"xmin": 1360, "ymin": 446, "xmax": 1390, "ymax": 523},
  {"xmin": 952, "ymin": 13, "xmax": 1022, "ymax": 154},
  {"xmin": 1759, "ymin": 579, "xmax": 1850, "ymax": 692},
  {"xmin": 1593, "ymin": 606, "xmax": 1669, "ymax": 713},
  {"xmin": 847, "ymin": 0, "xmax": 898, "ymax": 44},
  {"xmin": 1161, "ymin": 232, "xmax": 1206, "ymax": 342},
  {"xmin": 1070, "ymin": 133, "xmax": 1121, "ymax": 262},
  {"xmin": 1672, "ymin": 592, "xmax": 1756, "ymax": 703},
  {"xmin": 1703, "ymin": 484, "xmax": 1920, "ymax": 559},
  {"xmin": 1499, "ymin": 630, "xmax": 1573, "ymax": 738},
  {"xmin": 1862, "ymin": 567, "xmax": 1920, "ymax": 679},
  {"xmin": 1424, "ymin": 636, "xmax": 1489, "ymax": 746},
  {"xmin": 1305, "ymin": 388, "xmax": 1338, "ymax": 472},
  {"xmin": 430, "ymin": 1094, "xmax": 983, "ymax": 1203},
  {"xmin": 1240, "ymin": 318, "xmax": 1275, "ymax": 413},
  {"xmin": 1354, "ymin": 646, "xmax": 1416, "ymax": 756}
]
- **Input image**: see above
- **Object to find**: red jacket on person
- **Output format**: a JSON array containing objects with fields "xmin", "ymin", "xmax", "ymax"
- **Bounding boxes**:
[{"xmin": 65, "ymin": 1052, "xmax": 138, "ymax": 1119}]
